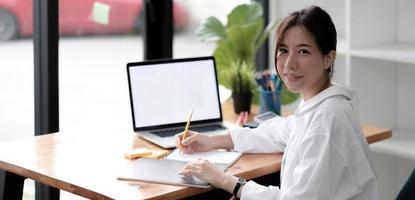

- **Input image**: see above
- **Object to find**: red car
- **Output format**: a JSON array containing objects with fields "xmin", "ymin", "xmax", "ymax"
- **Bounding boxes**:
[{"xmin": 0, "ymin": 0, "xmax": 188, "ymax": 40}]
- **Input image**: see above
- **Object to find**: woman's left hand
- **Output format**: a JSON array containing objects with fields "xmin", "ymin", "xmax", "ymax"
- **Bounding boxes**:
[{"xmin": 179, "ymin": 159, "xmax": 236, "ymax": 191}]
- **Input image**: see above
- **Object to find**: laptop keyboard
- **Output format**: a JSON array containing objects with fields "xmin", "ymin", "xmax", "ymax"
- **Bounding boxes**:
[{"xmin": 151, "ymin": 124, "xmax": 226, "ymax": 138}]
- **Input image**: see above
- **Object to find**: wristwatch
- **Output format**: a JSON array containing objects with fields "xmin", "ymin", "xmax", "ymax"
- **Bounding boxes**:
[{"xmin": 232, "ymin": 177, "xmax": 246, "ymax": 200}]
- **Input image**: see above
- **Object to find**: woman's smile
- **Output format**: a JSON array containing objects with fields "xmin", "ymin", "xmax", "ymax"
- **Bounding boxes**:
[{"xmin": 284, "ymin": 73, "xmax": 303, "ymax": 83}]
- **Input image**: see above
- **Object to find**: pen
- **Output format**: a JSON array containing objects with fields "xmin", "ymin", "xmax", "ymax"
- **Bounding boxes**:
[
  {"xmin": 276, "ymin": 76, "xmax": 282, "ymax": 93},
  {"xmin": 255, "ymin": 73, "xmax": 266, "ymax": 90},
  {"xmin": 236, "ymin": 112, "xmax": 244, "ymax": 126},
  {"xmin": 242, "ymin": 111, "xmax": 249, "ymax": 124},
  {"xmin": 181, "ymin": 109, "xmax": 193, "ymax": 148},
  {"xmin": 236, "ymin": 111, "xmax": 249, "ymax": 126},
  {"xmin": 269, "ymin": 78, "xmax": 275, "ymax": 92}
]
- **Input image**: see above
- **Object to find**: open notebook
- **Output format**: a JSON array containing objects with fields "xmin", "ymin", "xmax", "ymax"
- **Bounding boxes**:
[{"xmin": 165, "ymin": 149, "xmax": 242, "ymax": 167}]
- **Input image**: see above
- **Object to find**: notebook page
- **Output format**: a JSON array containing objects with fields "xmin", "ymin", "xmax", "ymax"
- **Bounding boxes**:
[{"xmin": 165, "ymin": 149, "xmax": 242, "ymax": 167}]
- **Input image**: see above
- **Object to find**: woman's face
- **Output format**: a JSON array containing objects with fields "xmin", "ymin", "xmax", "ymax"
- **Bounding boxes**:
[{"xmin": 276, "ymin": 25, "xmax": 334, "ymax": 101}]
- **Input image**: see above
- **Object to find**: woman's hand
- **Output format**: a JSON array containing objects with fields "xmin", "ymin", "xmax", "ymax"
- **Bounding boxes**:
[
  {"xmin": 175, "ymin": 131, "xmax": 215, "ymax": 154},
  {"xmin": 179, "ymin": 159, "xmax": 237, "ymax": 191}
]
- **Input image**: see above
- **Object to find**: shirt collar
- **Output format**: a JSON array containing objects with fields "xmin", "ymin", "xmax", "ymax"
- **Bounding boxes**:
[{"xmin": 295, "ymin": 83, "xmax": 354, "ymax": 115}]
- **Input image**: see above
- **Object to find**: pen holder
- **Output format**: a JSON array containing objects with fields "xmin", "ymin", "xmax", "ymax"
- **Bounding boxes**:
[{"xmin": 258, "ymin": 88, "xmax": 281, "ymax": 115}]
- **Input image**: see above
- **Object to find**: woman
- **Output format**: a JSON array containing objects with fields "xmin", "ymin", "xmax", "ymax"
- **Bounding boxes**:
[{"xmin": 176, "ymin": 6, "xmax": 379, "ymax": 200}]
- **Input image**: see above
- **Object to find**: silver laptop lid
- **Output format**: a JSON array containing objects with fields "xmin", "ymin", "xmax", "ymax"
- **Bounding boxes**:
[{"xmin": 127, "ymin": 56, "xmax": 223, "ymax": 131}]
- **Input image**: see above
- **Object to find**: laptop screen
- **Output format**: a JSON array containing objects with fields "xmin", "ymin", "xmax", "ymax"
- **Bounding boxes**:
[{"xmin": 127, "ymin": 57, "xmax": 222, "ymax": 130}]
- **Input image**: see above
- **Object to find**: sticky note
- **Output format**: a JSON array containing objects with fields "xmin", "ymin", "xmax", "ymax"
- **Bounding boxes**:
[
  {"xmin": 145, "ymin": 149, "xmax": 170, "ymax": 159},
  {"xmin": 90, "ymin": 2, "xmax": 111, "ymax": 25},
  {"xmin": 125, "ymin": 148, "xmax": 153, "ymax": 159},
  {"xmin": 124, "ymin": 148, "xmax": 170, "ymax": 160}
]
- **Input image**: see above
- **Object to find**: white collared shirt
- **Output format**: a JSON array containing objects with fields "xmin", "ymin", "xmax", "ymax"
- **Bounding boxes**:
[{"xmin": 230, "ymin": 84, "xmax": 379, "ymax": 200}]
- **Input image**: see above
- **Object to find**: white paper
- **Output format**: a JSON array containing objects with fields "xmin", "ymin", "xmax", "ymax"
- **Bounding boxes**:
[{"xmin": 165, "ymin": 148, "xmax": 242, "ymax": 166}]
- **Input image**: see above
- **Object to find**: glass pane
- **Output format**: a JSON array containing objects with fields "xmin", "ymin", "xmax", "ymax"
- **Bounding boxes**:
[
  {"xmin": 0, "ymin": 0, "xmax": 34, "ymax": 141},
  {"xmin": 58, "ymin": 0, "xmax": 148, "ymax": 199},
  {"xmin": 174, "ymin": 0, "xmax": 251, "ymax": 58},
  {"xmin": 0, "ymin": 0, "xmax": 35, "ymax": 198},
  {"xmin": 59, "ymin": 0, "xmax": 145, "ymax": 135}
]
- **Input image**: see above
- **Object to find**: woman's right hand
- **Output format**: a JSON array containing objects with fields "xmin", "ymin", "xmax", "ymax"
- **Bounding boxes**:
[{"xmin": 175, "ymin": 131, "xmax": 214, "ymax": 154}]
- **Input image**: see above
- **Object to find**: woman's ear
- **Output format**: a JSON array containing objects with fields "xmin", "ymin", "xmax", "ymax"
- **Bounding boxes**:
[{"xmin": 324, "ymin": 50, "xmax": 336, "ymax": 69}]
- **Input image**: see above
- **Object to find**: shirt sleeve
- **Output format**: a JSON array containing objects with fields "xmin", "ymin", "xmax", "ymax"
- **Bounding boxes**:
[
  {"xmin": 237, "ymin": 135, "xmax": 336, "ymax": 200},
  {"xmin": 240, "ymin": 181, "xmax": 282, "ymax": 200},
  {"xmin": 279, "ymin": 113, "xmax": 350, "ymax": 199},
  {"xmin": 281, "ymin": 134, "xmax": 338, "ymax": 199},
  {"xmin": 240, "ymin": 116, "xmax": 342, "ymax": 200},
  {"xmin": 229, "ymin": 115, "xmax": 293, "ymax": 153}
]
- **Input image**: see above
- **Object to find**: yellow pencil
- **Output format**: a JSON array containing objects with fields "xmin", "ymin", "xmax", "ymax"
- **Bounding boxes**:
[{"xmin": 181, "ymin": 109, "xmax": 193, "ymax": 146}]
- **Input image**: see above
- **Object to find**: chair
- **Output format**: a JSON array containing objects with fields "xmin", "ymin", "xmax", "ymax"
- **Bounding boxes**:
[{"xmin": 396, "ymin": 168, "xmax": 415, "ymax": 200}]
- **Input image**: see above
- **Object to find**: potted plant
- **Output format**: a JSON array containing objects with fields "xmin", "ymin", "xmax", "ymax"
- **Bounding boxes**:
[
  {"xmin": 197, "ymin": 1, "xmax": 299, "ymax": 113},
  {"xmin": 222, "ymin": 61, "xmax": 256, "ymax": 113},
  {"xmin": 197, "ymin": 2, "xmax": 277, "ymax": 113}
]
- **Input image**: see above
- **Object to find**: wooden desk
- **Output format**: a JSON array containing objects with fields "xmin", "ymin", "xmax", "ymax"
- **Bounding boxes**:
[
  {"xmin": 0, "ymin": 102, "xmax": 392, "ymax": 200},
  {"xmin": 222, "ymin": 101, "xmax": 392, "ymax": 144}
]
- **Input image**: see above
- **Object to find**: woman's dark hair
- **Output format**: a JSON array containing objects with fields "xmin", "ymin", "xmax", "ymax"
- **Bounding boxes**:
[{"xmin": 275, "ymin": 6, "xmax": 337, "ymax": 78}]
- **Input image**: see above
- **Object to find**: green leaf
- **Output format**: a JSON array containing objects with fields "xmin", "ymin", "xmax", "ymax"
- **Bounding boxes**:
[
  {"xmin": 214, "ymin": 21, "xmax": 261, "ymax": 87},
  {"xmin": 214, "ymin": 40, "xmax": 238, "ymax": 73},
  {"xmin": 228, "ymin": 2, "xmax": 263, "ymax": 26},
  {"xmin": 255, "ymin": 18, "xmax": 280, "ymax": 52},
  {"xmin": 221, "ymin": 61, "xmax": 256, "ymax": 93},
  {"xmin": 196, "ymin": 16, "xmax": 227, "ymax": 43},
  {"xmin": 226, "ymin": 21, "xmax": 262, "ymax": 66}
]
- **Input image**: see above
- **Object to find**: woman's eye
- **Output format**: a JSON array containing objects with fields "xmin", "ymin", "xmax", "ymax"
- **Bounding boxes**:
[
  {"xmin": 279, "ymin": 48, "xmax": 288, "ymax": 54},
  {"xmin": 299, "ymin": 49, "xmax": 309, "ymax": 55}
]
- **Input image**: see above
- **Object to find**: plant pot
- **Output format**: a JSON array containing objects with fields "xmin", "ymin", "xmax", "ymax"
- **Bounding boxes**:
[{"xmin": 232, "ymin": 92, "xmax": 253, "ymax": 114}]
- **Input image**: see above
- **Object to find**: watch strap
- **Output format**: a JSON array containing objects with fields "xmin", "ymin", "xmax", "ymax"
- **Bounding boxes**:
[{"xmin": 232, "ymin": 177, "xmax": 246, "ymax": 198}]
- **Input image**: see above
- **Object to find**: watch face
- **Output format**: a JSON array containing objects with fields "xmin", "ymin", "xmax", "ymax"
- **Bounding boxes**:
[
  {"xmin": 233, "ymin": 177, "xmax": 247, "ymax": 196},
  {"xmin": 238, "ymin": 177, "xmax": 246, "ymax": 184}
]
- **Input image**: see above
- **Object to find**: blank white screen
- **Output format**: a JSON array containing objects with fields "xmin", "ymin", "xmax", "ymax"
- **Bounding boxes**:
[{"xmin": 129, "ymin": 59, "xmax": 221, "ymax": 128}]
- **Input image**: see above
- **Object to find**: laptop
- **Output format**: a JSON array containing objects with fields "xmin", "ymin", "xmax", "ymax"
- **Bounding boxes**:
[{"xmin": 126, "ymin": 56, "xmax": 235, "ymax": 148}]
